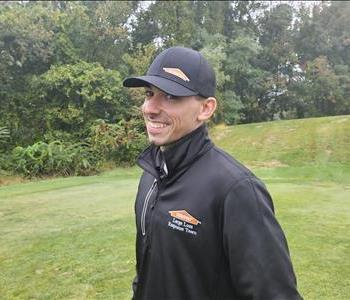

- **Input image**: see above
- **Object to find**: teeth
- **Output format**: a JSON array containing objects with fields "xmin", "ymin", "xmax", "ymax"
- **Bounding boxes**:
[{"xmin": 149, "ymin": 122, "xmax": 168, "ymax": 128}]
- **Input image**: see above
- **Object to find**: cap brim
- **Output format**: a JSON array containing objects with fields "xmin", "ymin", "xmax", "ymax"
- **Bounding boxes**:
[{"xmin": 123, "ymin": 75, "xmax": 198, "ymax": 97}]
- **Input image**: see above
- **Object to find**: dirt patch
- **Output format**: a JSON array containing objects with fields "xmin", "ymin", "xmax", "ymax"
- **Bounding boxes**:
[
  {"xmin": 334, "ymin": 118, "xmax": 349, "ymax": 124},
  {"xmin": 0, "ymin": 176, "xmax": 28, "ymax": 186},
  {"xmin": 325, "ymin": 149, "xmax": 332, "ymax": 155},
  {"xmin": 248, "ymin": 160, "xmax": 289, "ymax": 168},
  {"xmin": 214, "ymin": 131, "xmax": 227, "ymax": 141}
]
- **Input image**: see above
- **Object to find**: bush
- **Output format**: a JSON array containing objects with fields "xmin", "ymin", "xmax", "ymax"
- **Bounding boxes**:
[
  {"xmin": 89, "ymin": 118, "xmax": 147, "ymax": 166},
  {"xmin": 11, "ymin": 141, "xmax": 100, "ymax": 177},
  {"xmin": 0, "ymin": 126, "xmax": 11, "ymax": 172},
  {"xmin": 0, "ymin": 126, "xmax": 10, "ymax": 142},
  {"xmin": 0, "ymin": 152, "xmax": 12, "ymax": 172}
]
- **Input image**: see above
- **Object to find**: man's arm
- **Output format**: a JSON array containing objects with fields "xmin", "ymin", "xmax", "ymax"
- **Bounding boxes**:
[{"xmin": 222, "ymin": 177, "xmax": 302, "ymax": 299}]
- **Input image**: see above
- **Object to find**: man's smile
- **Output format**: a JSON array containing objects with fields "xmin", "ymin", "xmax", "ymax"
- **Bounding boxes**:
[
  {"xmin": 147, "ymin": 121, "xmax": 169, "ymax": 129},
  {"xmin": 146, "ymin": 120, "xmax": 172, "ymax": 136}
]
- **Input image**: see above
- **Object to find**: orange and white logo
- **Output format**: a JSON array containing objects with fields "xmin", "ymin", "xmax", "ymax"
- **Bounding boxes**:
[
  {"xmin": 169, "ymin": 210, "xmax": 201, "ymax": 225},
  {"xmin": 163, "ymin": 67, "xmax": 190, "ymax": 82}
]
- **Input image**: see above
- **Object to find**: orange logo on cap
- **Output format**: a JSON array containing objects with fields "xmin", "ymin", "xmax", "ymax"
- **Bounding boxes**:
[
  {"xmin": 163, "ymin": 67, "xmax": 190, "ymax": 82},
  {"xmin": 169, "ymin": 210, "xmax": 201, "ymax": 225}
]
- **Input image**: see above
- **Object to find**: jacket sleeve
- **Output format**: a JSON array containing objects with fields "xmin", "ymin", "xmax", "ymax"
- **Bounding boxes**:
[{"xmin": 222, "ymin": 177, "xmax": 302, "ymax": 300}]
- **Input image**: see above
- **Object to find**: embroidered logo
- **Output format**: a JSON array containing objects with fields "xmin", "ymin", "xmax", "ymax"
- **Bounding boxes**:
[
  {"xmin": 163, "ymin": 67, "xmax": 190, "ymax": 82},
  {"xmin": 168, "ymin": 210, "xmax": 201, "ymax": 236}
]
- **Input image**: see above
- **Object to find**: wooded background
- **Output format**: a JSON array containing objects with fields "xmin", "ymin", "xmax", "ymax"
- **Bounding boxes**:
[{"xmin": 1, "ymin": 1, "xmax": 349, "ymax": 176}]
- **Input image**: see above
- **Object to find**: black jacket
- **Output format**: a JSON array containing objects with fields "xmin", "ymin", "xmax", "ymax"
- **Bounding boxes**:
[{"xmin": 133, "ymin": 125, "xmax": 301, "ymax": 300}]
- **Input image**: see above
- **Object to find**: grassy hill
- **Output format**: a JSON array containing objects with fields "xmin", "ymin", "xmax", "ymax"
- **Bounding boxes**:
[
  {"xmin": 210, "ymin": 115, "xmax": 350, "ymax": 185},
  {"xmin": 210, "ymin": 115, "xmax": 350, "ymax": 167}
]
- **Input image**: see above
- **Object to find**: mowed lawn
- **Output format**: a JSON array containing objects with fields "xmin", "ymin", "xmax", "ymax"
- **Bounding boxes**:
[
  {"xmin": 1, "ymin": 166, "xmax": 349, "ymax": 299},
  {"xmin": 0, "ymin": 169, "xmax": 140, "ymax": 299}
]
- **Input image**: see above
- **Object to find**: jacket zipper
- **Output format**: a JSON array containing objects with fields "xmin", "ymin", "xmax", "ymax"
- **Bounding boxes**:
[{"xmin": 141, "ymin": 179, "xmax": 157, "ymax": 236}]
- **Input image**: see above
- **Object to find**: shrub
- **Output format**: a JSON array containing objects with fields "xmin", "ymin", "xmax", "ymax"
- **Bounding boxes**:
[
  {"xmin": 89, "ymin": 118, "xmax": 147, "ymax": 166},
  {"xmin": 0, "ymin": 126, "xmax": 10, "ymax": 142},
  {"xmin": 11, "ymin": 141, "xmax": 100, "ymax": 177},
  {"xmin": 0, "ymin": 152, "xmax": 12, "ymax": 172},
  {"xmin": 0, "ymin": 126, "xmax": 11, "ymax": 172}
]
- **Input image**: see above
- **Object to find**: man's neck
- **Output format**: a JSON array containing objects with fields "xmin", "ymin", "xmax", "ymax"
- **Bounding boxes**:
[
  {"xmin": 159, "ymin": 123, "xmax": 205, "ymax": 152},
  {"xmin": 160, "ymin": 144, "xmax": 172, "ymax": 152}
]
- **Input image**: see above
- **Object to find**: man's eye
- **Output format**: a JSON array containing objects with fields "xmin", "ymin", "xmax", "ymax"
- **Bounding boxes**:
[
  {"xmin": 165, "ymin": 94, "xmax": 178, "ymax": 101},
  {"xmin": 145, "ymin": 90, "xmax": 153, "ymax": 98}
]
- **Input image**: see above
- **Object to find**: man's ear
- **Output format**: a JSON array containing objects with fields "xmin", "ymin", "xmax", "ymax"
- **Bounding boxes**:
[{"xmin": 198, "ymin": 97, "xmax": 217, "ymax": 121}]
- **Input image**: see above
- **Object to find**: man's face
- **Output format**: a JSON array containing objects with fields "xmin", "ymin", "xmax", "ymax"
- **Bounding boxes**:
[{"xmin": 141, "ymin": 86, "xmax": 204, "ymax": 147}]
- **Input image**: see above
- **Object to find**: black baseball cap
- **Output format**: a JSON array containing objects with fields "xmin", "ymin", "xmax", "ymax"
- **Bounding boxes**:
[{"xmin": 123, "ymin": 46, "xmax": 216, "ymax": 98}]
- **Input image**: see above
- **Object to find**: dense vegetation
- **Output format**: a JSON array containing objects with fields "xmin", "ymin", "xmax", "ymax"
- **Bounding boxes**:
[{"xmin": 1, "ymin": 1, "xmax": 349, "ymax": 177}]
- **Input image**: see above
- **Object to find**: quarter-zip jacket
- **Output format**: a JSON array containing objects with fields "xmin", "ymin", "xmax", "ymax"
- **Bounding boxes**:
[{"xmin": 133, "ymin": 125, "xmax": 302, "ymax": 300}]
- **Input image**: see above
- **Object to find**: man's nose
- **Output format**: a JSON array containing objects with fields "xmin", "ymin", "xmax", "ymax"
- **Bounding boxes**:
[{"xmin": 142, "ymin": 95, "xmax": 162, "ymax": 115}]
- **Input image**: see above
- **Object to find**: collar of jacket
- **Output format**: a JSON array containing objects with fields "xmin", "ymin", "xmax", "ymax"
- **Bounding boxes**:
[{"xmin": 137, "ymin": 124, "xmax": 214, "ymax": 182}]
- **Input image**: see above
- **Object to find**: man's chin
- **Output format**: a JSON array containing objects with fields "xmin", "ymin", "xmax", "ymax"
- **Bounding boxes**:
[
  {"xmin": 150, "ymin": 140, "xmax": 167, "ymax": 147},
  {"xmin": 148, "ymin": 136, "xmax": 165, "ymax": 147},
  {"xmin": 148, "ymin": 135, "xmax": 172, "ymax": 148}
]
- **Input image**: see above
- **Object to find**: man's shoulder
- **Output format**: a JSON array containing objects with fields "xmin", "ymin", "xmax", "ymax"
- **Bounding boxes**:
[
  {"xmin": 210, "ymin": 145, "xmax": 252, "ymax": 172},
  {"xmin": 197, "ymin": 145, "xmax": 257, "ymax": 184}
]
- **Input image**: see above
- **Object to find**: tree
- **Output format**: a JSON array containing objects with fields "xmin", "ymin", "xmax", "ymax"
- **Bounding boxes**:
[
  {"xmin": 145, "ymin": 1, "xmax": 196, "ymax": 47},
  {"xmin": 257, "ymin": 3, "xmax": 308, "ymax": 119},
  {"xmin": 1, "ymin": 0, "xmax": 350, "ymax": 172},
  {"xmin": 122, "ymin": 43, "xmax": 158, "ymax": 107},
  {"xmin": 81, "ymin": 1, "xmax": 135, "ymax": 69},
  {"xmin": 31, "ymin": 61, "xmax": 128, "ymax": 142},
  {"xmin": 295, "ymin": 2, "xmax": 350, "ymax": 66},
  {"xmin": 303, "ymin": 56, "xmax": 350, "ymax": 116},
  {"xmin": 0, "ymin": 2, "xmax": 82, "ymax": 148}
]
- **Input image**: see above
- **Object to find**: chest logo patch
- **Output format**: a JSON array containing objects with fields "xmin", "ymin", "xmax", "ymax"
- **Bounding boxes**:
[{"xmin": 168, "ymin": 210, "xmax": 201, "ymax": 236}]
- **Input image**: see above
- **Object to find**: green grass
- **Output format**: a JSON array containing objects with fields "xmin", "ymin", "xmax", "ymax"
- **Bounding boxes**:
[
  {"xmin": 270, "ymin": 181, "xmax": 350, "ymax": 300},
  {"xmin": 1, "ymin": 115, "xmax": 350, "ymax": 299},
  {"xmin": 1, "ymin": 166, "xmax": 349, "ymax": 299},
  {"xmin": 210, "ymin": 115, "xmax": 350, "ymax": 167},
  {"xmin": 0, "ymin": 168, "xmax": 141, "ymax": 299}
]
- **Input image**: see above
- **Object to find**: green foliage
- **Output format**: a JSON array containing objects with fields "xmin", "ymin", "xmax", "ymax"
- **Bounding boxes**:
[
  {"xmin": 304, "ymin": 56, "xmax": 350, "ymax": 116},
  {"xmin": 1, "ymin": 0, "xmax": 350, "ymax": 177},
  {"xmin": 31, "ymin": 61, "xmax": 128, "ymax": 139},
  {"xmin": 122, "ymin": 43, "xmax": 158, "ymax": 107},
  {"xmin": 143, "ymin": 1, "xmax": 196, "ymax": 47},
  {"xmin": 220, "ymin": 90, "xmax": 243, "ymax": 125},
  {"xmin": 200, "ymin": 33, "xmax": 240, "ymax": 124},
  {"xmin": 11, "ymin": 141, "xmax": 99, "ymax": 177},
  {"xmin": 89, "ymin": 117, "xmax": 147, "ymax": 166},
  {"xmin": 71, "ymin": 1, "xmax": 135, "ymax": 69},
  {"xmin": 0, "ymin": 126, "xmax": 9, "ymax": 143},
  {"xmin": 0, "ymin": 2, "xmax": 55, "ymax": 75},
  {"xmin": 224, "ymin": 31, "xmax": 271, "ymax": 123},
  {"xmin": 0, "ymin": 127, "xmax": 10, "ymax": 170}
]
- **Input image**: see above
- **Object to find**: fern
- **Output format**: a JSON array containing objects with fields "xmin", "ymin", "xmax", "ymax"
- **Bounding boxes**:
[
  {"xmin": 11, "ymin": 140, "xmax": 99, "ymax": 177},
  {"xmin": 0, "ymin": 127, "xmax": 10, "ymax": 142}
]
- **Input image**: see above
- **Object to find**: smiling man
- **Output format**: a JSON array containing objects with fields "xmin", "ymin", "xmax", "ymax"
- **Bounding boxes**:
[{"xmin": 123, "ymin": 47, "xmax": 302, "ymax": 300}]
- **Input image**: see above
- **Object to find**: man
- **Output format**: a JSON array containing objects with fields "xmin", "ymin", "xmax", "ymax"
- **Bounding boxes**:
[{"xmin": 123, "ymin": 46, "xmax": 302, "ymax": 300}]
